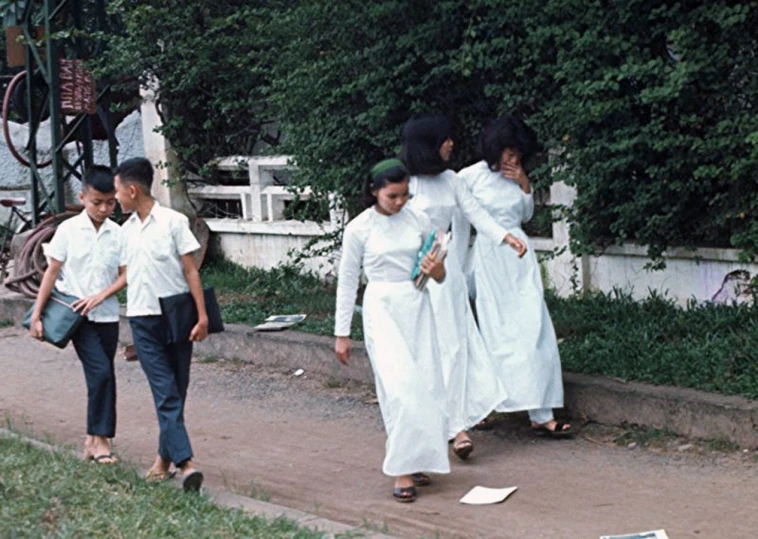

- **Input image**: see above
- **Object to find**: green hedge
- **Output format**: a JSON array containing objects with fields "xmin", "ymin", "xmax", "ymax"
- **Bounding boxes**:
[{"xmin": 268, "ymin": 0, "xmax": 758, "ymax": 263}]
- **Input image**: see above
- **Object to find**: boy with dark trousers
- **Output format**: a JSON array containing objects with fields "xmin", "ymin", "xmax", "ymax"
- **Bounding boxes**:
[
  {"xmin": 30, "ymin": 166, "xmax": 126, "ymax": 464},
  {"xmin": 114, "ymin": 157, "xmax": 208, "ymax": 491}
]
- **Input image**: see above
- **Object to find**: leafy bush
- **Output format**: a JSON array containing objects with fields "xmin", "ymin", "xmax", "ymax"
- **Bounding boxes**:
[
  {"xmin": 268, "ymin": 0, "xmax": 758, "ymax": 262},
  {"xmin": 98, "ymin": 1, "xmax": 758, "ymax": 262}
]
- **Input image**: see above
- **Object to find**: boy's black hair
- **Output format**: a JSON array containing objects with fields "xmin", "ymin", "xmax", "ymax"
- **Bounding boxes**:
[
  {"xmin": 399, "ymin": 113, "xmax": 452, "ymax": 176},
  {"xmin": 478, "ymin": 115, "xmax": 539, "ymax": 172},
  {"xmin": 115, "ymin": 157, "xmax": 154, "ymax": 192},
  {"xmin": 82, "ymin": 165, "xmax": 115, "ymax": 193}
]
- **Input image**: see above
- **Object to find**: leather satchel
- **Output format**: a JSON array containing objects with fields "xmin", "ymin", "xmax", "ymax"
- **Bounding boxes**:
[{"xmin": 23, "ymin": 289, "xmax": 85, "ymax": 349}]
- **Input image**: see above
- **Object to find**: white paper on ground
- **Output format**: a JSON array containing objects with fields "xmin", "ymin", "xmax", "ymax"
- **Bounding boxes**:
[
  {"xmin": 253, "ymin": 314, "xmax": 307, "ymax": 331},
  {"xmin": 600, "ymin": 530, "xmax": 669, "ymax": 539},
  {"xmin": 459, "ymin": 486, "xmax": 518, "ymax": 505}
]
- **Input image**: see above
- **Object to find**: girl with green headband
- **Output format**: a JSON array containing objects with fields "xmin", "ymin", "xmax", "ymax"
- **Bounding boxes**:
[{"xmin": 334, "ymin": 158, "xmax": 450, "ymax": 503}]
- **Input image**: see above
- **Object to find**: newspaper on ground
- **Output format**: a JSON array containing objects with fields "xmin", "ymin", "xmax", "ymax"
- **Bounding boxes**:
[
  {"xmin": 600, "ymin": 530, "xmax": 669, "ymax": 539},
  {"xmin": 459, "ymin": 486, "xmax": 518, "ymax": 505},
  {"xmin": 253, "ymin": 314, "xmax": 307, "ymax": 332}
]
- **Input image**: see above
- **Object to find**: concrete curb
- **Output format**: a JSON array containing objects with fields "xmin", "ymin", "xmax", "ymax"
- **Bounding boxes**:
[
  {"xmin": 0, "ymin": 428, "xmax": 394, "ymax": 539},
  {"xmin": 3, "ymin": 291, "xmax": 757, "ymax": 448}
]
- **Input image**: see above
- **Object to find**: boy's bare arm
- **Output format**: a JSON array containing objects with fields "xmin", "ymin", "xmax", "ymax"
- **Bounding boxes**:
[
  {"xmin": 72, "ymin": 266, "xmax": 127, "ymax": 315},
  {"xmin": 181, "ymin": 253, "xmax": 209, "ymax": 342}
]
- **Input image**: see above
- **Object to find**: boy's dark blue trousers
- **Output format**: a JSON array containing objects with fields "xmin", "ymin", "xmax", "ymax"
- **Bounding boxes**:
[
  {"xmin": 71, "ymin": 320, "xmax": 119, "ymax": 437},
  {"xmin": 129, "ymin": 315, "xmax": 194, "ymax": 466}
]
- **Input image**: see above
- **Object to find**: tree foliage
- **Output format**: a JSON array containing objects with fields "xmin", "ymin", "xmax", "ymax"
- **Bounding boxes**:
[
  {"xmin": 99, "ymin": 0, "xmax": 758, "ymax": 261},
  {"xmin": 96, "ymin": 0, "xmax": 282, "ymax": 176}
]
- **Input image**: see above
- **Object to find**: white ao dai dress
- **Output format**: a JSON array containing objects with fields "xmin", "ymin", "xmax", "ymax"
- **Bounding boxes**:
[
  {"xmin": 334, "ymin": 206, "xmax": 450, "ymax": 476},
  {"xmin": 458, "ymin": 161, "xmax": 564, "ymax": 414},
  {"xmin": 407, "ymin": 170, "xmax": 508, "ymax": 437}
]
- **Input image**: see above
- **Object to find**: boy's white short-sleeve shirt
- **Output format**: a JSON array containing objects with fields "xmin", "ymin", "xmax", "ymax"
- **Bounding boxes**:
[
  {"xmin": 45, "ymin": 210, "xmax": 122, "ymax": 323},
  {"xmin": 120, "ymin": 202, "xmax": 200, "ymax": 317}
]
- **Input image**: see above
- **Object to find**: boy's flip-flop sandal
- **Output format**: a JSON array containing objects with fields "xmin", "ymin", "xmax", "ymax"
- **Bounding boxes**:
[
  {"xmin": 393, "ymin": 486, "xmax": 417, "ymax": 503},
  {"xmin": 182, "ymin": 470, "xmax": 204, "ymax": 492},
  {"xmin": 411, "ymin": 473, "xmax": 431, "ymax": 487},
  {"xmin": 145, "ymin": 470, "xmax": 177, "ymax": 483},
  {"xmin": 532, "ymin": 421, "xmax": 574, "ymax": 438},
  {"xmin": 92, "ymin": 454, "xmax": 118, "ymax": 464}
]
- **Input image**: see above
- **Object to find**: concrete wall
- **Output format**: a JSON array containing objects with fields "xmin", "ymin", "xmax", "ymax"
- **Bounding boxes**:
[
  {"xmin": 208, "ymin": 219, "xmax": 338, "ymax": 278},
  {"xmin": 532, "ymin": 182, "xmax": 758, "ymax": 305},
  {"xmin": 204, "ymin": 180, "xmax": 757, "ymax": 305}
]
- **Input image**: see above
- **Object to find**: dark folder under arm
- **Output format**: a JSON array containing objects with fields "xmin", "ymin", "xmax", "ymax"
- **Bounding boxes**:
[{"xmin": 159, "ymin": 287, "xmax": 224, "ymax": 344}]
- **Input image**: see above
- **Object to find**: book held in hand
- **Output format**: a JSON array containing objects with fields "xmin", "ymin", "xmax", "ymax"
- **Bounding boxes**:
[{"xmin": 411, "ymin": 229, "xmax": 451, "ymax": 291}]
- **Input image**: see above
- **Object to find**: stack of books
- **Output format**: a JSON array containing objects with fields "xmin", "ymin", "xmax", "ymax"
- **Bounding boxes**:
[{"xmin": 411, "ymin": 229, "xmax": 451, "ymax": 291}]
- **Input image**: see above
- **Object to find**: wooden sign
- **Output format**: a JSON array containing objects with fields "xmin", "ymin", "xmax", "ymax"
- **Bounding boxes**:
[{"xmin": 59, "ymin": 59, "xmax": 97, "ymax": 115}]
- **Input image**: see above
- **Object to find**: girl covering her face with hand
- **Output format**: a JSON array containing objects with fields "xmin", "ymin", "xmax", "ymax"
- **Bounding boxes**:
[{"xmin": 458, "ymin": 114, "xmax": 572, "ymax": 438}]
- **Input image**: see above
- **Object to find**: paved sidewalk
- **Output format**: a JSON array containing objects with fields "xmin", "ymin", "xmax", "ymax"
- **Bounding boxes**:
[{"xmin": 2, "ymin": 324, "xmax": 758, "ymax": 538}]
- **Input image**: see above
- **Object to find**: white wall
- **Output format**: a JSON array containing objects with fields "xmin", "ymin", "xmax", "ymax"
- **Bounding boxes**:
[
  {"xmin": 533, "ymin": 182, "xmax": 757, "ymax": 305},
  {"xmin": 207, "ymin": 219, "xmax": 338, "ymax": 278}
]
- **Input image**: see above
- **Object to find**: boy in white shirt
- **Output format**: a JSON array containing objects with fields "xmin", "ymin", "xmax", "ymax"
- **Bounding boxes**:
[
  {"xmin": 30, "ymin": 166, "xmax": 126, "ymax": 463},
  {"xmin": 114, "ymin": 157, "xmax": 208, "ymax": 492}
]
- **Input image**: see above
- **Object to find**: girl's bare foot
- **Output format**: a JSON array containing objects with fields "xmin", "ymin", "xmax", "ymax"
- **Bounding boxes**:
[{"xmin": 452, "ymin": 431, "xmax": 474, "ymax": 460}]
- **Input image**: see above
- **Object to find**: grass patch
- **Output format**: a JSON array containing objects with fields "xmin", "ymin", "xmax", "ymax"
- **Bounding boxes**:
[
  {"xmin": 0, "ymin": 435, "xmax": 328, "ymax": 538},
  {"xmin": 323, "ymin": 377, "xmax": 345, "ymax": 389},
  {"xmin": 0, "ymin": 318, "xmax": 13, "ymax": 328},
  {"xmin": 547, "ymin": 289, "xmax": 758, "ymax": 399},
  {"xmin": 706, "ymin": 437, "xmax": 740, "ymax": 452},
  {"xmin": 614, "ymin": 425, "xmax": 675, "ymax": 447},
  {"xmin": 202, "ymin": 259, "xmax": 363, "ymax": 340}
]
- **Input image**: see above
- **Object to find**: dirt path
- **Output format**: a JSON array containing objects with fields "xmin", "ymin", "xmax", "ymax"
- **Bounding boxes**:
[{"xmin": 2, "ymin": 325, "xmax": 757, "ymax": 539}]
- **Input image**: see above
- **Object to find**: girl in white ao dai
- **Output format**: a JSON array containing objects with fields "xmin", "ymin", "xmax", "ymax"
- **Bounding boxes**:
[
  {"xmin": 334, "ymin": 158, "xmax": 450, "ymax": 503},
  {"xmin": 399, "ymin": 114, "xmax": 526, "ymax": 458},
  {"xmin": 459, "ymin": 115, "xmax": 572, "ymax": 437}
]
